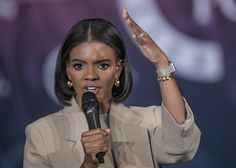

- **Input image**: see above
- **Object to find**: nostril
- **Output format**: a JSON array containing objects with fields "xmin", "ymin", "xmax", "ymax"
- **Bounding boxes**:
[{"xmin": 84, "ymin": 75, "xmax": 99, "ymax": 81}]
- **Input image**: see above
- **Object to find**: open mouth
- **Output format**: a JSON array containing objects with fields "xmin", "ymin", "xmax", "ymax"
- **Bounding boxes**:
[{"xmin": 83, "ymin": 86, "xmax": 100, "ymax": 94}]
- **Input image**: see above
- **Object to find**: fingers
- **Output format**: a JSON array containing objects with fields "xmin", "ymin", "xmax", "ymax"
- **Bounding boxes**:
[
  {"xmin": 82, "ymin": 128, "xmax": 110, "ymax": 137},
  {"xmin": 122, "ymin": 9, "xmax": 148, "ymax": 44},
  {"xmin": 104, "ymin": 128, "xmax": 111, "ymax": 134},
  {"xmin": 122, "ymin": 9, "xmax": 168, "ymax": 65},
  {"xmin": 81, "ymin": 128, "xmax": 111, "ymax": 160}
]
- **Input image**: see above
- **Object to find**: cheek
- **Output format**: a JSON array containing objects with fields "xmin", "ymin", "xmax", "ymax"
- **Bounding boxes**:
[
  {"xmin": 103, "ymin": 78, "xmax": 115, "ymax": 93},
  {"xmin": 101, "ymin": 74, "xmax": 116, "ymax": 95}
]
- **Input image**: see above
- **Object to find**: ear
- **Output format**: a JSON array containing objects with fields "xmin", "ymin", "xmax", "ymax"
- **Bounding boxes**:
[
  {"xmin": 66, "ymin": 63, "xmax": 71, "ymax": 80},
  {"xmin": 115, "ymin": 62, "xmax": 123, "ymax": 79}
]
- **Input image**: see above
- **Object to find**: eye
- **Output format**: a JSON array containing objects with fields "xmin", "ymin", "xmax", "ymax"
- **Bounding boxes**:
[
  {"xmin": 73, "ymin": 63, "xmax": 83, "ymax": 70},
  {"xmin": 98, "ymin": 63, "xmax": 110, "ymax": 70}
]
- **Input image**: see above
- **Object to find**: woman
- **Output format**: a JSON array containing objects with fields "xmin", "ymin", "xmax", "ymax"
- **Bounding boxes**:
[{"xmin": 24, "ymin": 9, "xmax": 200, "ymax": 168}]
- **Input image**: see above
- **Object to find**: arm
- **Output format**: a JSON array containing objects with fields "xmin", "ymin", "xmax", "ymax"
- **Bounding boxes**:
[
  {"xmin": 123, "ymin": 9, "xmax": 201, "ymax": 164},
  {"xmin": 122, "ymin": 9, "xmax": 185, "ymax": 124},
  {"xmin": 153, "ymin": 100, "xmax": 201, "ymax": 164}
]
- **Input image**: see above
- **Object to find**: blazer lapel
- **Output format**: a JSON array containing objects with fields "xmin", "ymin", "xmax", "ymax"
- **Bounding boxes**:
[
  {"xmin": 110, "ymin": 103, "xmax": 155, "ymax": 168},
  {"xmin": 61, "ymin": 99, "xmax": 155, "ymax": 167},
  {"xmin": 62, "ymin": 98, "xmax": 115, "ymax": 167},
  {"xmin": 62, "ymin": 98, "xmax": 87, "ymax": 164}
]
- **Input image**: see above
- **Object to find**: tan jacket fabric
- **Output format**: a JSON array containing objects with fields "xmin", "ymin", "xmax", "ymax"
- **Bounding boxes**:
[{"xmin": 24, "ymin": 98, "xmax": 201, "ymax": 168}]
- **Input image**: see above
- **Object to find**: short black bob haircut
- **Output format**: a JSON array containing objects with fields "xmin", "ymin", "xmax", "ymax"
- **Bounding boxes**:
[{"xmin": 54, "ymin": 18, "xmax": 133, "ymax": 105}]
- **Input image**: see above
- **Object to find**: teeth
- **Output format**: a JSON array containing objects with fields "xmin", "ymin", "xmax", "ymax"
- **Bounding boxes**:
[{"xmin": 85, "ymin": 87, "xmax": 97, "ymax": 91}]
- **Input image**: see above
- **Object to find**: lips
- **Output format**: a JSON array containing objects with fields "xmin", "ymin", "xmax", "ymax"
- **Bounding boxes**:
[{"xmin": 83, "ymin": 85, "xmax": 101, "ymax": 94}]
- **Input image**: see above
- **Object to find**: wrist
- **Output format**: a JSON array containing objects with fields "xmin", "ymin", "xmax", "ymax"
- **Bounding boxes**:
[
  {"xmin": 81, "ymin": 158, "xmax": 99, "ymax": 168},
  {"xmin": 81, "ymin": 163, "xmax": 98, "ymax": 168},
  {"xmin": 154, "ymin": 56, "xmax": 169, "ymax": 69},
  {"xmin": 156, "ymin": 61, "xmax": 176, "ymax": 82}
]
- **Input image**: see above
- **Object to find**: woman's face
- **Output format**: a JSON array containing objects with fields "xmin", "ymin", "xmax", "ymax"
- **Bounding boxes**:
[{"xmin": 67, "ymin": 42, "xmax": 122, "ymax": 111}]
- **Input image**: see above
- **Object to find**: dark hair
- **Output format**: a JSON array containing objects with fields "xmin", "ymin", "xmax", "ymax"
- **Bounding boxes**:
[{"xmin": 54, "ymin": 18, "xmax": 133, "ymax": 105}]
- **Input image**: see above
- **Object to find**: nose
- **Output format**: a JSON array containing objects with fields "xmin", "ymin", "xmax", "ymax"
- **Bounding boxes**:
[{"xmin": 84, "ymin": 67, "xmax": 99, "ymax": 81}]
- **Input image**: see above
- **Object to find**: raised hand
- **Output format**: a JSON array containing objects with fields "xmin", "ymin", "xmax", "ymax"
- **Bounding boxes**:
[{"xmin": 122, "ymin": 9, "xmax": 169, "ymax": 69}]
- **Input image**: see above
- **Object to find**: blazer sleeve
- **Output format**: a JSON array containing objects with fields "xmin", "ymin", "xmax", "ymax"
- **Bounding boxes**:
[
  {"xmin": 24, "ymin": 123, "xmax": 51, "ymax": 168},
  {"xmin": 151, "ymin": 99, "xmax": 201, "ymax": 164}
]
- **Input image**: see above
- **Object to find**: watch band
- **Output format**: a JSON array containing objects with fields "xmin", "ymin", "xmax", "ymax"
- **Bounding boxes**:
[{"xmin": 156, "ymin": 61, "xmax": 176, "ymax": 78}]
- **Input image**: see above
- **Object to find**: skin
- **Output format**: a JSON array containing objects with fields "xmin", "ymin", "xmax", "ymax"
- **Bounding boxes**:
[
  {"xmin": 122, "ymin": 9, "xmax": 186, "ymax": 124},
  {"xmin": 68, "ymin": 9, "xmax": 186, "ymax": 168},
  {"xmin": 66, "ymin": 42, "xmax": 122, "ymax": 113}
]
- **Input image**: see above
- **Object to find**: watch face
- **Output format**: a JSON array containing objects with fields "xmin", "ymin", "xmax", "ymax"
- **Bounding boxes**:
[{"xmin": 170, "ymin": 62, "xmax": 176, "ymax": 72}]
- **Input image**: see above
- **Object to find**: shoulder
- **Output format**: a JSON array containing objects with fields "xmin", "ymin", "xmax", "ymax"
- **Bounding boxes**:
[
  {"xmin": 25, "ymin": 108, "xmax": 71, "ymax": 152},
  {"xmin": 129, "ymin": 105, "xmax": 162, "ymax": 114},
  {"xmin": 24, "ymin": 109, "xmax": 70, "ymax": 160},
  {"xmin": 26, "ymin": 102, "xmax": 80, "ymax": 131},
  {"xmin": 25, "ymin": 106, "xmax": 73, "ymax": 143},
  {"xmin": 116, "ymin": 103, "xmax": 162, "ymax": 117},
  {"xmin": 114, "ymin": 103, "xmax": 161, "ymax": 113},
  {"xmin": 26, "ymin": 109, "xmax": 64, "ymax": 131},
  {"xmin": 113, "ymin": 103, "xmax": 162, "ymax": 129}
]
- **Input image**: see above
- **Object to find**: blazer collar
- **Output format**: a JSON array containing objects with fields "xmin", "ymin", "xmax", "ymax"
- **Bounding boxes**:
[
  {"xmin": 61, "ymin": 98, "xmax": 149, "ymax": 166},
  {"xmin": 62, "ymin": 98, "xmax": 143, "ymax": 141}
]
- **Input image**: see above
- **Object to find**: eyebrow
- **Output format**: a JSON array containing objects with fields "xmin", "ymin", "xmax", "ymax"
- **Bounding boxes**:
[{"xmin": 71, "ymin": 58, "xmax": 111, "ymax": 64}]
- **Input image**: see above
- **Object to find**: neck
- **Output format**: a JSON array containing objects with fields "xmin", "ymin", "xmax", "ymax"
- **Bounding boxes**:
[{"xmin": 99, "ymin": 100, "xmax": 111, "ymax": 114}]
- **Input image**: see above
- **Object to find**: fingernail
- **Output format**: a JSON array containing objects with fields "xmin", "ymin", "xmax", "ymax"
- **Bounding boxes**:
[{"xmin": 123, "ymin": 8, "xmax": 129, "ymax": 15}]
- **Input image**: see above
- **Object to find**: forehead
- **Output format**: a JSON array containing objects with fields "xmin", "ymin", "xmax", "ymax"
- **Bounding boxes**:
[{"xmin": 69, "ymin": 42, "xmax": 115, "ymax": 60}]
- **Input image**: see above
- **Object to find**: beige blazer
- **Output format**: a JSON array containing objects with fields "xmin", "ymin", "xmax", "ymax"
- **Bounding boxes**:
[{"xmin": 24, "ymin": 98, "xmax": 200, "ymax": 168}]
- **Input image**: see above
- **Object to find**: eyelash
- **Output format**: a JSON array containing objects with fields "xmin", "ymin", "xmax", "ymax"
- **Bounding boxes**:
[
  {"xmin": 73, "ymin": 63, "xmax": 83, "ymax": 70},
  {"xmin": 98, "ymin": 63, "xmax": 110, "ymax": 70},
  {"xmin": 72, "ymin": 63, "xmax": 110, "ymax": 70}
]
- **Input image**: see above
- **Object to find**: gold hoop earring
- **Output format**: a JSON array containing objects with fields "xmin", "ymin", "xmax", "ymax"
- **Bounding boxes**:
[
  {"xmin": 67, "ymin": 80, "xmax": 73, "ymax": 88},
  {"xmin": 114, "ymin": 79, "xmax": 120, "ymax": 87}
]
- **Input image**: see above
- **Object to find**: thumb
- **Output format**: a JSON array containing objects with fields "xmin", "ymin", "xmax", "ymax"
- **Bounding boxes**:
[{"xmin": 104, "ymin": 128, "xmax": 111, "ymax": 135}]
